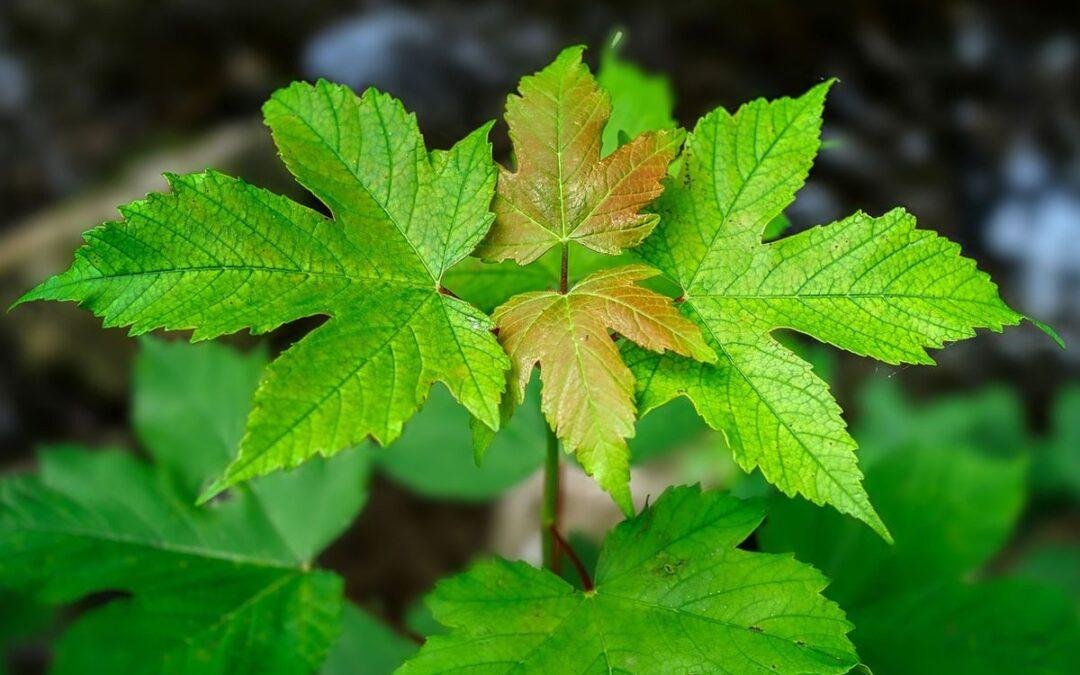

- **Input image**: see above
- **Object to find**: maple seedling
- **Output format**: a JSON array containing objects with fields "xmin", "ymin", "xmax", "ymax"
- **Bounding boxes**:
[{"xmin": 10, "ymin": 39, "xmax": 1051, "ymax": 674}]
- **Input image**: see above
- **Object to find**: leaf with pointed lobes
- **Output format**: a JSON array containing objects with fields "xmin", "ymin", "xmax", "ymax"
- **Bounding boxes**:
[
  {"xmin": 493, "ymin": 264, "xmax": 715, "ymax": 513},
  {"xmin": 629, "ymin": 79, "xmax": 1037, "ymax": 542},
  {"xmin": 18, "ymin": 80, "xmax": 510, "ymax": 500},
  {"xmin": 475, "ymin": 46, "xmax": 685, "ymax": 265},
  {"xmin": 399, "ymin": 486, "xmax": 860, "ymax": 674}
]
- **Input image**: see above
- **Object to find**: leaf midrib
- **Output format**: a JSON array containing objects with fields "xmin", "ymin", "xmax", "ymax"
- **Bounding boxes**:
[
  {"xmin": 46, "ymin": 264, "xmax": 429, "ymax": 292},
  {"xmin": 10, "ymin": 523, "xmax": 298, "ymax": 570},
  {"xmin": 687, "ymin": 302, "xmax": 875, "ymax": 524},
  {"xmin": 227, "ymin": 293, "xmax": 435, "ymax": 478},
  {"xmin": 272, "ymin": 89, "xmax": 438, "ymax": 283},
  {"xmin": 686, "ymin": 94, "xmax": 819, "ymax": 290}
]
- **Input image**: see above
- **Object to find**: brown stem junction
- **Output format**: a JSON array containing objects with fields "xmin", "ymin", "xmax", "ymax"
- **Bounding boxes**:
[{"xmin": 550, "ymin": 526, "xmax": 594, "ymax": 591}]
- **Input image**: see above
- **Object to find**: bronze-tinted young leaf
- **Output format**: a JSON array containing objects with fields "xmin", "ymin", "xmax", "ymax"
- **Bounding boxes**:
[
  {"xmin": 475, "ymin": 46, "xmax": 685, "ymax": 265},
  {"xmin": 493, "ymin": 264, "xmax": 715, "ymax": 512}
]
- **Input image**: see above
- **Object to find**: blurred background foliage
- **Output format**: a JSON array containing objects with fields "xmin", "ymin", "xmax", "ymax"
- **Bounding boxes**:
[{"xmin": 0, "ymin": 1, "xmax": 1077, "ymax": 673}]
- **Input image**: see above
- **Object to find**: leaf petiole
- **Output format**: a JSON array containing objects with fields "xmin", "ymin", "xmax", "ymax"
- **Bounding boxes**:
[{"xmin": 541, "ymin": 422, "xmax": 561, "ymax": 572}]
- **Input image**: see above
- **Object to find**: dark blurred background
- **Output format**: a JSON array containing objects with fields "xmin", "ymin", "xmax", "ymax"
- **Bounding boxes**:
[{"xmin": 1, "ymin": 0, "xmax": 1078, "ymax": 671}]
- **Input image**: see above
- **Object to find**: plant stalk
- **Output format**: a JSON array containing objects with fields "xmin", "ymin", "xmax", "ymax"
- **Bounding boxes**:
[
  {"xmin": 550, "ymin": 525, "xmax": 593, "ymax": 591},
  {"xmin": 559, "ymin": 243, "xmax": 569, "ymax": 295},
  {"xmin": 541, "ymin": 423, "xmax": 561, "ymax": 572}
]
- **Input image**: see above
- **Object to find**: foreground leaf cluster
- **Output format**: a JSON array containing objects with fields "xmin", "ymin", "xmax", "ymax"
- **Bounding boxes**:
[
  {"xmin": 19, "ymin": 43, "xmax": 1028, "ymax": 528},
  {"xmin": 4, "ymin": 339, "xmax": 1074, "ymax": 674}
]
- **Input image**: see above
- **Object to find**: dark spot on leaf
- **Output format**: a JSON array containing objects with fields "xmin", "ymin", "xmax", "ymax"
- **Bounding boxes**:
[
  {"xmin": 656, "ymin": 558, "xmax": 685, "ymax": 576},
  {"xmin": 748, "ymin": 625, "xmax": 764, "ymax": 633}
]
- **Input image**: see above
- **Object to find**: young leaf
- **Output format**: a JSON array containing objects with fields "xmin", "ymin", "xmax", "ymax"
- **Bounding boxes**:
[
  {"xmin": 399, "ymin": 486, "xmax": 859, "ymax": 674},
  {"xmin": 494, "ymin": 265, "xmax": 715, "ymax": 512},
  {"xmin": 628, "ymin": 81, "xmax": 1024, "ymax": 539},
  {"xmin": 475, "ymin": 46, "xmax": 685, "ymax": 264},
  {"xmin": 761, "ymin": 445, "xmax": 1079, "ymax": 674},
  {"xmin": 17, "ymin": 82, "xmax": 509, "ymax": 498},
  {"xmin": 442, "ymin": 40, "xmax": 676, "ymax": 312},
  {"xmin": 445, "ymin": 245, "xmax": 632, "ymax": 313}
]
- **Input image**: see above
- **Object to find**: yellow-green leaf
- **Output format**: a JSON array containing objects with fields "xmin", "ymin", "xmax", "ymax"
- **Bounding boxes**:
[
  {"xmin": 17, "ymin": 81, "xmax": 510, "ymax": 498},
  {"xmin": 630, "ymin": 81, "xmax": 1025, "ymax": 540}
]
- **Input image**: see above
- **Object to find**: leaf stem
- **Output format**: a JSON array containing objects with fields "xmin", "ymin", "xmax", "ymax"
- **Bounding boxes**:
[
  {"xmin": 549, "ymin": 525, "xmax": 593, "ymax": 591},
  {"xmin": 541, "ymin": 422, "xmax": 561, "ymax": 572},
  {"xmin": 559, "ymin": 243, "xmax": 569, "ymax": 294}
]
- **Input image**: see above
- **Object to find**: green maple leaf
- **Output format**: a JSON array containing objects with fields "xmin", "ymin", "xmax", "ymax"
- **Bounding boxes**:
[
  {"xmin": 0, "ymin": 339, "xmax": 371, "ymax": 675},
  {"xmin": 626, "ymin": 80, "xmax": 1028, "ymax": 539},
  {"xmin": 761, "ymin": 440, "xmax": 1080, "ymax": 674},
  {"xmin": 17, "ymin": 81, "xmax": 509, "ymax": 498},
  {"xmin": 399, "ymin": 486, "xmax": 859, "ymax": 674}
]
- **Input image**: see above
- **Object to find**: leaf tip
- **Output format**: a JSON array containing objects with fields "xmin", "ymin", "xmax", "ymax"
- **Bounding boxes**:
[
  {"xmin": 196, "ymin": 478, "xmax": 229, "ymax": 506},
  {"xmin": 866, "ymin": 512, "xmax": 894, "ymax": 545},
  {"xmin": 1026, "ymin": 316, "xmax": 1066, "ymax": 349},
  {"xmin": 476, "ymin": 118, "xmax": 498, "ymax": 137},
  {"xmin": 557, "ymin": 44, "xmax": 588, "ymax": 63},
  {"xmin": 9, "ymin": 285, "xmax": 42, "ymax": 311}
]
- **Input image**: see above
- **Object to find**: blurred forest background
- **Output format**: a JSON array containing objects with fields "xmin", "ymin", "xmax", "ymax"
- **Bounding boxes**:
[{"xmin": 1, "ymin": 1, "xmax": 1078, "ymax": 673}]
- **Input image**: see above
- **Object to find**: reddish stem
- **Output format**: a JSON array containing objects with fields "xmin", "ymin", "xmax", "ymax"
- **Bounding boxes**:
[
  {"xmin": 438, "ymin": 285, "xmax": 462, "ymax": 300},
  {"xmin": 559, "ymin": 244, "xmax": 569, "ymax": 294},
  {"xmin": 549, "ymin": 526, "xmax": 594, "ymax": 591}
]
